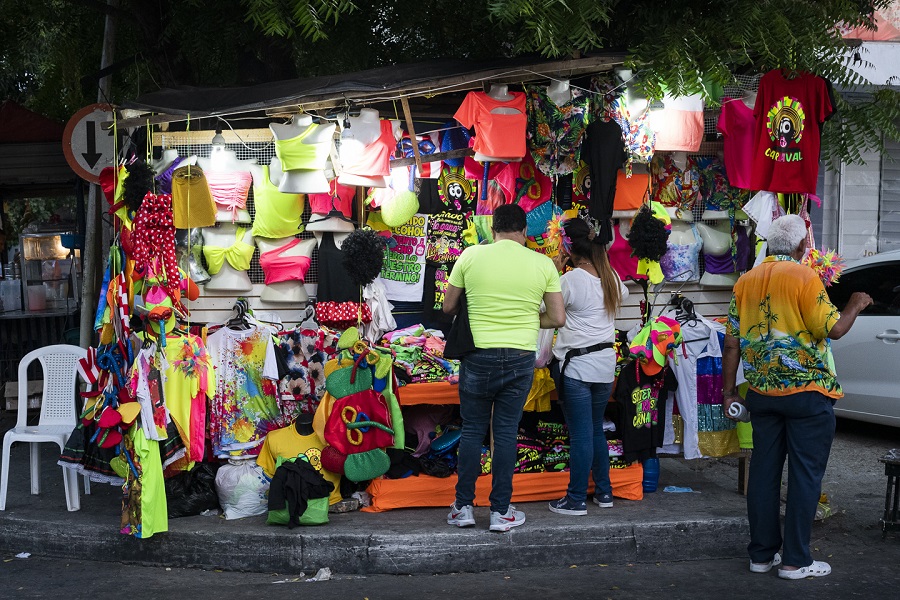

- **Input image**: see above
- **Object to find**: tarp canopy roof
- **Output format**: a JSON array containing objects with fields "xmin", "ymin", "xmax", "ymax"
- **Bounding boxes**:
[
  {"xmin": 120, "ymin": 53, "xmax": 625, "ymax": 126},
  {"xmin": 0, "ymin": 101, "xmax": 74, "ymax": 199},
  {"xmin": 0, "ymin": 100, "xmax": 65, "ymax": 143}
]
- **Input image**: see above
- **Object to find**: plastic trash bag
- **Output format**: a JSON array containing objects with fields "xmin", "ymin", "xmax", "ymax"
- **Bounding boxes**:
[
  {"xmin": 165, "ymin": 462, "xmax": 221, "ymax": 518},
  {"xmin": 215, "ymin": 459, "xmax": 269, "ymax": 520}
]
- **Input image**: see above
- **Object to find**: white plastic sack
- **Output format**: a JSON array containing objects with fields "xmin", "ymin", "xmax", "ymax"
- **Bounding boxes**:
[
  {"xmin": 214, "ymin": 459, "xmax": 269, "ymax": 520},
  {"xmin": 535, "ymin": 328, "xmax": 555, "ymax": 368}
]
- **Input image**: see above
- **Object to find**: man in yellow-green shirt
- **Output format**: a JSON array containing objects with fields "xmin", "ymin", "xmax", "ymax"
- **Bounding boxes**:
[
  {"xmin": 723, "ymin": 214, "xmax": 872, "ymax": 580},
  {"xmin": 442, "ymin": 204, "xmax": 565, "ymax": 532}
]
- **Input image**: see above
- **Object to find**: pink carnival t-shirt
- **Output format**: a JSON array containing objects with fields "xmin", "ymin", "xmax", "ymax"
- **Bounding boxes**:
[{"xmin": 716, "ymin": 98, "xmax": 756, "ymax": 190}]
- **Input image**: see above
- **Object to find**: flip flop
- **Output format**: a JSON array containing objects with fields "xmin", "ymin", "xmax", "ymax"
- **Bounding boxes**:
[
  {"xmin": 749, "ymin": 552, "xmax": 782, "ymax": 573},
  {"xmin": 778, "ymin": 560, "xmax": 831, "ymax": 580}
]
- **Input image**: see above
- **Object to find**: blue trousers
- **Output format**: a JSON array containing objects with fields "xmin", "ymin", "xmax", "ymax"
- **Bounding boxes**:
[
  {"xmin": 745, "ymin": 389, "xmax": 835, "ymax": 567},
  {"xmin": 455, "ymin": 348, "xmax": 535, "ymax": 514},
  {"xmin": 559, "ymin": 374, "xmax": 614, "ymax": 503}
]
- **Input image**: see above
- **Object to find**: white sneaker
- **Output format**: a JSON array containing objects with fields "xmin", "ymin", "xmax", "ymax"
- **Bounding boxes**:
[
  {"xmin": 489, "ymin": 505, "xmax": 526, "ymax": 532},
  {"xmin": 447, "ymin": 503, "xmax": 476, "ymax": 527}
]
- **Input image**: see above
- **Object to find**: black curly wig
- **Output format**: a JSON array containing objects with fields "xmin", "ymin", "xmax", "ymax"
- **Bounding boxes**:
[
  {"xmin": 341, "ymin": 228, "xmax": 387, "ymax": 286},
  {"xmin": 627, "ymin": 204, "xmax": 669, "ymax": 261},
  {"xmin": 123, "ymin": 160, "xmax": 156, "ymax": 213}
]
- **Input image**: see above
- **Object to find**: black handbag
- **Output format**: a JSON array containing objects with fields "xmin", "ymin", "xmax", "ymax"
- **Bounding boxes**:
[{"xmin": 443, "ymin": 294, "xmax": 476, "ymax": 359}]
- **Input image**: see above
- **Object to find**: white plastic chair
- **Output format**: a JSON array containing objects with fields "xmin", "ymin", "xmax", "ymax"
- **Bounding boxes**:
[{"xmin": 1, "ymin": 344, "xmax": 92, "ymax": 511}]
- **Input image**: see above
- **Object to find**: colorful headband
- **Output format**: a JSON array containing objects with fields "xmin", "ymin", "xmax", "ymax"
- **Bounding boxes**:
[{"xmin": 547, "ymin": 214, "xmax": 574, "ymax": 254}]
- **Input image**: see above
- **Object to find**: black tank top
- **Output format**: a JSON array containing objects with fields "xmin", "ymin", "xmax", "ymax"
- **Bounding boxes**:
[{"xmin": 315, "ymin": 232, "xmax": 361, "ymax": 303}]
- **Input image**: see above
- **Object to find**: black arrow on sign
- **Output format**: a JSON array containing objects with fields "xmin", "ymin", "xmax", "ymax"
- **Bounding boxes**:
[{"xmin": 82, "ymin": 120, "xmax": 103, "ymax": 169}]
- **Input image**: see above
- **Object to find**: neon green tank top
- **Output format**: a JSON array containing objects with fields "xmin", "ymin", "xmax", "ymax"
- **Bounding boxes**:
[
  {"xmin": 274, "ymin": 124, "xmax": 331, "ymax": 170},
  {"xmin": 250, "ymin": 165, "xmax": 305, "ymax": 238}
]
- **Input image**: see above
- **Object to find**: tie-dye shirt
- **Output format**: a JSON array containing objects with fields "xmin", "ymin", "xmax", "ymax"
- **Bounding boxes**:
[
  {"xmin": 727, "ymin": 255, "xmax": 841, "ymax": 398},
  {"xmin": 207, "ymin": 325, "xmax": 284, "ymax": 457}
]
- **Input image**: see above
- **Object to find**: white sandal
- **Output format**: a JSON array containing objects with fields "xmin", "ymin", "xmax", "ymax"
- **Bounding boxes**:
[
  {"xmin": 749, "ymin": 552, "xmax": 782, "ymax": 573},
  {"xmin": 778, "ymin": 560, "xmax": 832, "ymax": 580}
]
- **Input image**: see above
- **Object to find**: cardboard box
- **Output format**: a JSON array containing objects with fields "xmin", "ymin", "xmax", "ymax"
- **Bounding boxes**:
[{"xmin": 4, "ymin": 381, "xmax": 42, "ymax": 411}]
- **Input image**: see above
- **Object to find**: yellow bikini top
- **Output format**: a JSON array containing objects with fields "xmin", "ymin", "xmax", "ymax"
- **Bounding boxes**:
[
  {"xmin": 202, "ymin": 227, "xmax": 255, "ymax": 274},
  {"xmin": 274, "ymin": 124, "xmax": 331, "ymax": 171}
]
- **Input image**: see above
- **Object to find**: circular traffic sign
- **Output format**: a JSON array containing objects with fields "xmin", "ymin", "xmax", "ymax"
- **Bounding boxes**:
[{"xmin": 62, "ymin": 103, "xmax": 117, "ymax": 183}]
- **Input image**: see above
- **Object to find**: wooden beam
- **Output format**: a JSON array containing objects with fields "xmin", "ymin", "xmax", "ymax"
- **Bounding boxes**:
[{"xmin": 399, "ymin": 95, "xmax": 422, "ymax": 171}]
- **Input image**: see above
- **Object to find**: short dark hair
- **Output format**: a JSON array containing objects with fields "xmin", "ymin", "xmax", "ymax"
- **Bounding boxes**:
[{"xmin": 492, "ymin": 204, "xmax": 527, "ymax": 233}]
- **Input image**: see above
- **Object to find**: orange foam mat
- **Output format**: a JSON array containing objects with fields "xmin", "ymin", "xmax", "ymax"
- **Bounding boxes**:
[
  {"xmin": 362, "ymin": 465, "xmax": 644, "ymax": 512},
  {"xmin": 396, "ymin": 381, "xmax": 460, "ymax": 405}
]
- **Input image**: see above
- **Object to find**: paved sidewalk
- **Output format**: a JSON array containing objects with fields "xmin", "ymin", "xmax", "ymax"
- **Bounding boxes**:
[{"xmin": 0, "ymin": 433, "xmax": 750, "ymax": 574}]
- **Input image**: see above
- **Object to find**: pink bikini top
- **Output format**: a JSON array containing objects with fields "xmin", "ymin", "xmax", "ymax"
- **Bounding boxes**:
[
  {"xmin": 341, "ymin": 120, "xmax": 396, "ymax": 178},
  {"xmin": 205, "ymin": 171, "xmax": 252, "ymax": 221},
  {"xmin": 258, "ymin": 238, "xmax": 312, "ymax": 285}
]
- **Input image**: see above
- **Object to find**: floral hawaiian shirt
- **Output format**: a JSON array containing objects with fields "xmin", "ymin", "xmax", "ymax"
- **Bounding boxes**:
[
  {"xmin": 727, "ymin": 255, "xmax": 842, "ymax": 398},
  {"xmin": 526, "ymin": 85, "xmax": 590, "ymax": 177}
]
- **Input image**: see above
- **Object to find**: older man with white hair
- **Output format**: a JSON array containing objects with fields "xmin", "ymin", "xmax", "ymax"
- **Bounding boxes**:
[{"xmin": 723, "ymin": 214, "xmax": 872, "ymax": 580}]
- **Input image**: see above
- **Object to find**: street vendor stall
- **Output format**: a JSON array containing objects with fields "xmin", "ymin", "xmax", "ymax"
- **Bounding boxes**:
[{"xmin": 48, "ymin": 54, "xmax": 831, "ymax": 534}]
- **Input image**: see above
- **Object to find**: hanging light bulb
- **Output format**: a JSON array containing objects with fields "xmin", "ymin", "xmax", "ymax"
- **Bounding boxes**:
[{"xmin": 210, "ymin": 126, "xmax": 226, "ymax": 147}]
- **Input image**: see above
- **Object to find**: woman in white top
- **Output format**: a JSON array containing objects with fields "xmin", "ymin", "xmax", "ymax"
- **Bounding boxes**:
[{"xmin": 549, "ymin": 217, "xmax": 627, "ymax": 515}]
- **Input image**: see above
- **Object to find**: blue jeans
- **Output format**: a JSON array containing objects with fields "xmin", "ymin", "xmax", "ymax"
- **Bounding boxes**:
[
  {"xmin": 559, "ymin": 374, "xmax": 613, "ymax": 503},
  {"xmin": 745, "ymin": 389, "xmax": 835, "ymax": 568},
  {"xmin": 455, "ymin": 348, "xmax": 535, "ymax": 514}
]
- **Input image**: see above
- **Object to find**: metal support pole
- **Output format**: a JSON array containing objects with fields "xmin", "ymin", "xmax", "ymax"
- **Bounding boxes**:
[{"xmin": 79, "ymin": 0, "xmax": 118, "ymax": 349}]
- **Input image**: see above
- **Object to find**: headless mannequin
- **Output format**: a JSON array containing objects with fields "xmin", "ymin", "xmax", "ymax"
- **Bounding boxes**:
[
  {"xmin": 256, "ymin": 236, "xmax": 315, "ymax": 304},
  {"xmin": 200, "ymin": 223, "xmax": 254, "ymax": 292},
  {"xmin": 742, "ymin": 91, "xmax": 758, "ymax": 110},
  {"xmin": 314, "ymin": 230, "xmax": 351, "ymax": 251},
  {"xmin": 295, "ymin": 413, "xmax": 314, "ymax": 436},
  {"xmin": 473, "ymin": 84, "xmax": 524, "ymax": 163},
  {"xmin": 697, "ymin": 220, "xmax": 745, "ymax": 287},
  {"xmin": 151, "ymin": 149, "xmax": 197, "ymax": 174},
  {"xmin": 270, "ymin": 113, "xmax": 336, "ymax": 194},
  {"xmin": 337, "ymin": 108, "xmax": 400, "ymax": 188},
  {"xmin": 197, "ymin": 147, "xmax": 256, "ymax": 224},
  {"xmin": 669, "ymin": 220, "xmax": 699, "ymax": 246},
  {"xmin": 615, "ymin": 68, "xmax": 649, "ymax": 117},
  {"xmin": 547, "ymin": 79, "xmax": 572, "ymax": 106}
]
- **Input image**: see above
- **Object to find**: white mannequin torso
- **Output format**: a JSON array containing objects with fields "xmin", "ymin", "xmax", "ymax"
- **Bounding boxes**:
[
  {"xmin": 472, "ymin": 84, "xmax": 524, "ymax": 163},
  {"xmin": 197, "ymin": 148, "xmax": 256, "ymax": 224},
  {"xmin": 151, "ymin": 149, "xmax": 198, "ymax": 175},
  {"xmin": 314, "ymin": 230, "xmax": 351, "ymax": 251},
  {"xmin": 337, "ymin": 108, "xmax": 400, "ymax": 188},
  {"xmin": 697, "ymin": 220, "xmax": 745, "ymax": 287},
  {"xmin": 546, "ymin": 80, "xmax": 572, "ymax": 106},
  {"xmin": 200, "ymin": 223, "xmax": 254, "ymax": 292},
  {"xmin": 256, "ymin": 236, "xmax": 315, "ymax": 304},
  {"xmin": 271, "ymin": 114, "xmax": 336, "ymax": 194},
  {"xmin": 669, "ymin": 221, "xmax": 700, "ymax": 246}
]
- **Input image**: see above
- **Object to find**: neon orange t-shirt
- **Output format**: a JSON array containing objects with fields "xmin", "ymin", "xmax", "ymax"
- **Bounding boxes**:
[{"xmin": 454, "ymin": 91, "xmax": 527, "ymax": 158}]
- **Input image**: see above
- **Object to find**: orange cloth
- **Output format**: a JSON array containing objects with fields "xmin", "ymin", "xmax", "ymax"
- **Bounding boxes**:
[
  {"xmin": 362, "ymin": 466, "xmax": 644, "ymax": 512},
  {"xmin": 613, "ymin": 172, "xmax": 649, "ymax": 211},
  {"xmin": 398, "ymin": 381, "xmax": 460, "ymax": 405}
]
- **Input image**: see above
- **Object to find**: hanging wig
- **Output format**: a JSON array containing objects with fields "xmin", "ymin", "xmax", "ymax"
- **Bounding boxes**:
[
  {"xmin": 341, "ymin": 228, "xmax": 388, "ymax": 287},
  {"xmin": 123, "ymin": 160, "xmax": 156, "ymax": 213},
  {"xmin": 627, "ymin": 203, "xmax": 669, "ymax": 261}
]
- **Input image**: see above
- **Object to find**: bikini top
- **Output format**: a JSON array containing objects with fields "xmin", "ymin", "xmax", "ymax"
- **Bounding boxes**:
[
  {"xmin": 340, "ymin": 120, "xmax": 396, "ymax": 178},
  {"xmin": 703, "ymin": 226, "xmax": 751, "ymax": 275},
  {"xmin": 202, "ymin": 227, "xmax": 255, "ymax": 274},
  {"xmin": 154, "ymin": 156, "xmax": 184, "ymax": 195},
  {"xmin": 274, "ymin": 124, "xmax": 332, "ymax": 171},
  {"xmin": 205, "ymin": 171, "xmax": 253, "ymax": 222},
  {"xmin": 661, "ymin": 224, "xmax": 702, "ymax": 282},
  {"xmin": 258, "ymin": 238, "xmax": 312, "ymax": 285}
]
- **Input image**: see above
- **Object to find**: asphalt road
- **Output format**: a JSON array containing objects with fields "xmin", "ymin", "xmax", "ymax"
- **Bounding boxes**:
[{"xmin": 2, "ymin": 418, "xmax": 898, "ymax": 600}]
